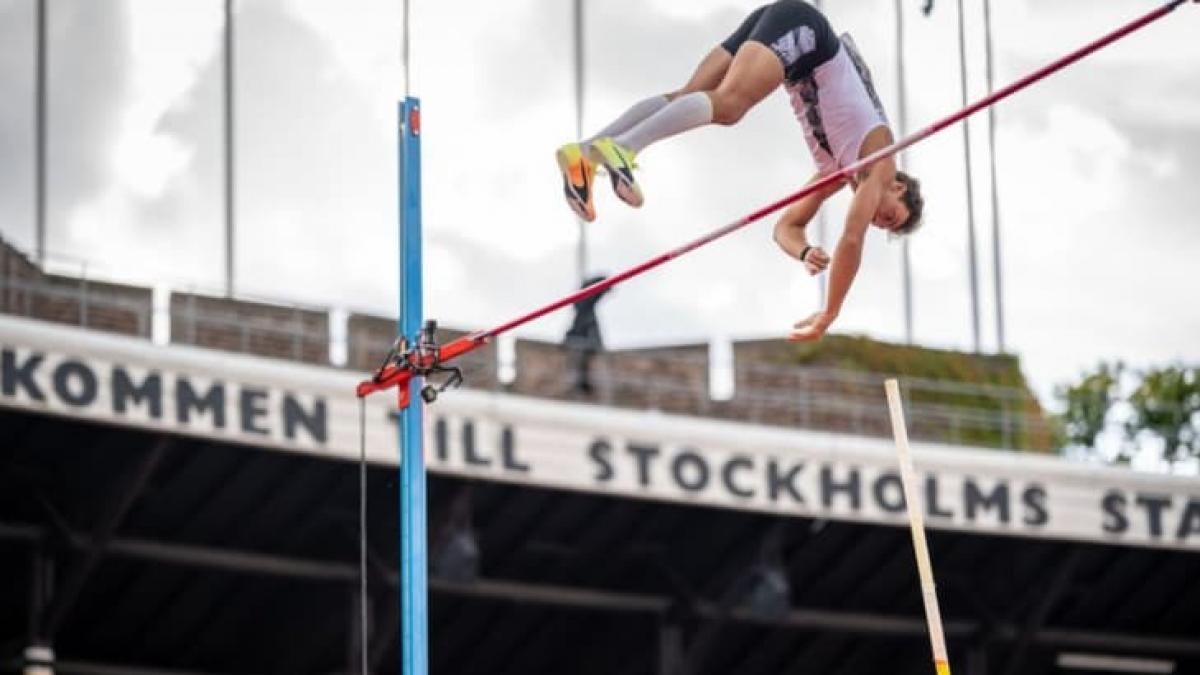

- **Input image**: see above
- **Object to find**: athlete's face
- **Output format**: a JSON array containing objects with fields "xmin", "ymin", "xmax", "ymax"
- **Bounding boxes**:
[{"xmin": 871, "ymin": 180, "xmax": 910, "ymax": 232}]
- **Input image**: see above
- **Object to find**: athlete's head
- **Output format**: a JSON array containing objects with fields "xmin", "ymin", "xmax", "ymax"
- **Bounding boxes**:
[{"xmin": 871, "ymin": 171, "xmax": 924, "ymax": 235}]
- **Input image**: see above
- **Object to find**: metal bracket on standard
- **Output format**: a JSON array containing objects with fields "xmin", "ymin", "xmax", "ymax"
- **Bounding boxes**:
[{"xmin": 356, "ymin": 319, "xmax": 463, "ymax": 408}]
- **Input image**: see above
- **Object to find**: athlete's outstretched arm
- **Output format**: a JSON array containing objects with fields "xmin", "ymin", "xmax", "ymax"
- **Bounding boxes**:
[
  {"xmin": 773, "ymin": 173, "xmax": 846, "ymax": 274},
  {"xmin": 790, "ymin": 160, "xmax": 892, "ymax": 341}
]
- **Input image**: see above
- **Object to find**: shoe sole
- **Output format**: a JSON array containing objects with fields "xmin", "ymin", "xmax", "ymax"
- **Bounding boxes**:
[
  {"xmin": 556, "ymin": 147, "xmax": 595, "ymax": 222},
  {"xmin": 589, "ymin": 144, "xmax": 643, "ymax": 208}
]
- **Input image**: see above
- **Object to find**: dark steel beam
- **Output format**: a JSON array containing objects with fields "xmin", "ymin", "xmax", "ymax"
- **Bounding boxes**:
[
  {"xmin": 724, "ymin": 605, "xmax": 974, "ymax": 638},
  {"xmin": 658, "ymin": 622, "xmax": 685, "ymax": 675},
  {"xmin": 1031, "ymin": 628, "xmax": 1200, "ymax": 657},
  {"xmin": 347, "ymin": 585, "xmax": 366, "ymax": 675},
  {"xmin": 681, "ymin": 523, "xmax": 789, "ymax": 673},
  {"xmin": 780, "ymin": 533, "xmax": 973, "ymax": 674},
  {"xmin": 1, "ymin": 656, "xmax": 226, "ymax": 675},
  {"xmin": 1, "ymin": 521, "xmax": 357, "ymax": 581},
  {"xmin": 368, "ymin": 591, "xmax": 399, "ymax": 672},
  {"xmin": 1001, "ymin": 548, "xmax": 1081, "ymax": 675},
  {"xmin": 56, "ymin": 659, "xmax": 228, "ymax": 675},
  {"xmin": 28, "ymin": 545, "xmax": 51, "ymax": 648},
  {"xmin": 32, "ymin": 490, "xmax": 73, "ymax": 538},
  {"xmin": 430, "ymin": 574, "xmax": 975, "ymax": 638},
  {"xmin": 112, "ymin": 536, "xmax": 356, "ymax": 582},
  {"xmin": 4, "ymin": 522, "xmax": 1200, "ymax": 658},
  {"xmin": 429, "ymin": 577, "xmax": 667, "ymax": 614},
  {"xmin": 968, "ymin": 644, "xmax": 989, "ymax": 675},
  {"xmin": 0, "ymin": 522, "xmax": 40, "ymax": 540},
  {"xmin": 41, "ymin": 438, "xmax": 169, "ymax": 638}
]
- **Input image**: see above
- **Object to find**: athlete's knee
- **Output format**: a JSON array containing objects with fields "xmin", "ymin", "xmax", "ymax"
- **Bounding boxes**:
[
  {"xmin": 709, "ymin": 91, "xmax": 750, "ymax": 126},
  {"xmin": 713, "ymin": 105, "xmax": 748, "ymax": 126}
]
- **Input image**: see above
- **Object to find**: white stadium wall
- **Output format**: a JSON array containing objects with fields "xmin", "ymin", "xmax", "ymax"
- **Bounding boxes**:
[{"xmin": 2, "ymin": 314, "xmax": 1198, "ymax": 552}]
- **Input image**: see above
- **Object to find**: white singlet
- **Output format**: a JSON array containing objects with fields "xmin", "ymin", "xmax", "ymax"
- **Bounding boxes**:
[{"xmin": 785, "ymin": 33, "xmax": 889, "ymax": 176}]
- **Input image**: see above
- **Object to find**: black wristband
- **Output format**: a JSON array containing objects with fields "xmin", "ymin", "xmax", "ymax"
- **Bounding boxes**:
[{"xmin": 800, "ymin": 245, "xmax": 812, "ymax": 262}]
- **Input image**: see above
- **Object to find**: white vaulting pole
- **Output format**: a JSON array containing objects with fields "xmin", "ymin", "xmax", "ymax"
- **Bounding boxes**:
[{"xmin": 884, "ymin": 379, "xmax": 951, "ymax": 675}]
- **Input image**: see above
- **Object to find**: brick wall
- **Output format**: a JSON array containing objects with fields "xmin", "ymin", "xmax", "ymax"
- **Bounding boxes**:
[
  {"xmin": 726, "ymin": 340, "xmax": 878, "ymax": 432},
  {"xmin": 170, "ymin": 292, "xmax": 329, "ymax": 365},
  {"xmin": 347, "ymin": 314, "xmax": 499, "ymax": 391},
  {"xmin": 512, "ymin": 340, "xmax": 712, "ymax": 415},
  {"xmin": 1, "ymin": 238, "xmax": 42, "ymax": 316},
  {"xmin": 1, "ymin": 237, "xmax": 152, "ymax": 338},
  {"xmin": 36, "ymin": 275, "xmax": 153, "ymax": 338},
  {"xmin": 0, "ymin": 236, "xmax": 1050, "ymax": 448},
  {"xmin": 0, "ymin": 237, "xmax": 40, "ymax": 282}
]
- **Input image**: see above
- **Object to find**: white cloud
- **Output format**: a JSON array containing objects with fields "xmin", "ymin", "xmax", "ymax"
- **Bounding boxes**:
[
  {"xmin": 281, "ymin": 0, "xmax": 404, "ymax": 113},
  {"xmin": 643, "ymin": 0, "xmax": 738, "ymax": 22},
  {"xmin": 126, "ymin": 0, "xmax": 223, "ymax": 101},
  {"xmin": 1002, "ymin": 103, "xmax": 1132, "ymax": 224},
  {"xmin": 110, "ymin": 128, "xmax": 193, "ymax": 198},
  {"xmin": 110, "ymin": 0, "xmax": 221, "ymax": 197}
]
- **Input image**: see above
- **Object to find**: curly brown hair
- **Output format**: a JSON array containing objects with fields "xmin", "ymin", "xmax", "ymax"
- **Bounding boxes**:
[{"xmin": 894, "ymin": 170, "xmax": 924, "ymax": 235}]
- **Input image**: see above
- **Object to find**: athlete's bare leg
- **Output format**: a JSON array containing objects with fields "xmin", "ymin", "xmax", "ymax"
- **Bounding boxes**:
[
  {"xmin": 668, "ymin": 47, "xmax": 733, "ymax": 100},
  {"xmin": 706, "ymin": 41, "xmax": 785, "ymax": 125},
  {"xmin": 581, "ymin": 47, "xmax": 732, "ymax": 147},
  {"xmin": 611, "ymin": 40, "xmax": 783, "ymax": 153}
]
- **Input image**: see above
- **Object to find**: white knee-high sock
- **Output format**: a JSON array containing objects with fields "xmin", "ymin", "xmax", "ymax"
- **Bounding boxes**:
[
  {"xmin": 613, "ymin": 92, "xmax": 714, "ymax": 154},
  {"xmin": 583, "ymin": 95, "xmax": 669, "ymax": 148}
]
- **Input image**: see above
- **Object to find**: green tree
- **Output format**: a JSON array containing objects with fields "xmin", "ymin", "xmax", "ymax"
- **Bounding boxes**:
[
  {"xmin": 1125, "ymin": 366, "xmax": 1200, "ymax": 464},
  {"xmin": 1055, "ymin": 362, "xmax": 1121, "ymax": 449}
]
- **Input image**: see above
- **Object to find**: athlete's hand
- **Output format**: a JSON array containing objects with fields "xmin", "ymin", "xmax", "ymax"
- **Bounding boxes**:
[
  {"xmin": 789, "ymin": 311, "xmax": 835, "ymax": 342},
  {"xmin": 801, "ymin": 246, "xmax": 830, "ymax": 276}
]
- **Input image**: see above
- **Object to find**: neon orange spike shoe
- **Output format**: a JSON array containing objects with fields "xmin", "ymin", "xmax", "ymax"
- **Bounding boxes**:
[
  {"xmin": 589, "ymin": 137, "xmax": 643, "ymax": 208},
  {"xmin": 555, "ymin": 142, "xmax": 596, "ymax": 222}
]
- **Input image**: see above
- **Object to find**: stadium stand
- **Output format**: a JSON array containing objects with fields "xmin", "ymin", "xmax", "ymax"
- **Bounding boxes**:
[{"xmin": 3, "ymin": 236, "xmax": 1197, "ymax": 675}]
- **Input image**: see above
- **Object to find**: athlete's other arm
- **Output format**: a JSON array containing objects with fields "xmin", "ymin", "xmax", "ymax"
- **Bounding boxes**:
[
  {"xmin": 773, "ymin": 173, "xmax": 846, "ymax": 275},
  {"xmin": 789, "ymin": 158, "xmax": 894, "ymax": 342}
]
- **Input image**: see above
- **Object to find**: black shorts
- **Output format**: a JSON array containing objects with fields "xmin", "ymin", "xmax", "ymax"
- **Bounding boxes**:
[{"xmin": 720, "ymin": 0, "xmax": 840, "ymax": 82}]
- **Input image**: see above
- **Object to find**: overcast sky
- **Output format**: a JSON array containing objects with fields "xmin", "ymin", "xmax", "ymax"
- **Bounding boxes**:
[{"xmin": 1, "ymin": 0, "xmax": 1198, "ymax": 405}]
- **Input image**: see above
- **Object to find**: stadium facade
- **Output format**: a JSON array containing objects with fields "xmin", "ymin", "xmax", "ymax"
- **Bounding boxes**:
[{"xmin": 2, "ymin": 240, "xmax": 1198, "ymax": 674}]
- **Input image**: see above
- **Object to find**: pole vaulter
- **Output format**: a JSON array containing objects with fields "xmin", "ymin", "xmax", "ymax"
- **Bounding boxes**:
[{"xmin": 359, "ymin": 0, "xmax": 1192, "ymax": 407}]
